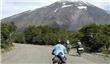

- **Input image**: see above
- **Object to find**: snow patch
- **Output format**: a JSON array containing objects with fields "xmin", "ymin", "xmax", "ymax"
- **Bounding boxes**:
[
  {"xmin": 85, "ymin": 2, "xmax": 92, "ymax": 6},
  {"xmin": 54, "ymin": 8, "xmax": 58, "ymax": 12},
  {"xmin": 77, "ymin": 6, "xmax": 87, "ymax": 9},
  {"xmin": 79, "ymin": 3, "xmax": 83, "ymax": 6},
  {"xmin": 62, "ymin": 5, "xmax": 72, "ymax": 8},
  {"xmin": 85, "ymin": 2, "xmax": 89, "ymax": 5},
  {"xmin": 62, "ymin": 3, "xmax": 66, "ymax": 5}
]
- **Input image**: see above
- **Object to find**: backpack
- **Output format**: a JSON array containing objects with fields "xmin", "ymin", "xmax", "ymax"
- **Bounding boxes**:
[{"xmin": 67, "ymin": 44, "xmax": 72, "ymax": 49}]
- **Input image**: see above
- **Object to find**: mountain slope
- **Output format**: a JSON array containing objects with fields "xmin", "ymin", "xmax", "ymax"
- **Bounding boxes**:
[{"xmin": 1, "ymin": 1, "xmax": 110, "ymax": 31}]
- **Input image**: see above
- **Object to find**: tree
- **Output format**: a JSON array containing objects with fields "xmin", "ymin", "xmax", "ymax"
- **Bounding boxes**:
[
  {"xmin": 1, "ymin": 22, "xmax": 16, "ymax": 49},
  {"xmin": 79, "ymin": 24, "xmax": 110, "ymax": 52}
]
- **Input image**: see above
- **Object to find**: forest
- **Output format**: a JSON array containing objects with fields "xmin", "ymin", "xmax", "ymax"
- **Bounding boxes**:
[{"xmin": 1, "ymin": 22, "xmax": 110, "ymax": 53}]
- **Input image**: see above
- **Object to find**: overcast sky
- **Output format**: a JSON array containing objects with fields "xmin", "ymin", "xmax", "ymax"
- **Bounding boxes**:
[{"xmin": 0, "ymin": 0, "xmax": 110, "ymax": 19}]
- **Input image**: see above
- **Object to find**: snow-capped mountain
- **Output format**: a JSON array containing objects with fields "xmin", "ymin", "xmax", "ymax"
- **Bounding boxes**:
[{"xmin": 1, "ymin": 1, "xmax": 110, "ymax": 31}]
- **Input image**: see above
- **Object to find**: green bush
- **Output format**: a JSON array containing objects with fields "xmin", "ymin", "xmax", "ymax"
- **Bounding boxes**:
[
  {"xmin": 8, "ymin": 22, "xmax": 110, "ymax": 53},
  {"xmin": 13, "ymin": 25, "xmax": 76, "ymax": 45},
  {"xmin": 79, "ymin": 24, "xmax": 110, "ymax": 52},
  {"xmin": 1, "ymin": 22, "xmax": 16, "ymax": 49},
  {"xmin": 14, "ymin": 32, "xmax": 26, "ymax": 43}
]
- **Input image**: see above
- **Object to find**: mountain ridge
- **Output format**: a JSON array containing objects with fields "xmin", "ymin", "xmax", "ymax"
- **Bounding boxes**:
[{"xmin": 1, "ymin": 1, "xmax": 110, "ymax": 31}]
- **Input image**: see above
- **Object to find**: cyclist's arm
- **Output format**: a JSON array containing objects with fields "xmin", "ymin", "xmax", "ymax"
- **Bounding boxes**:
[
  {"xmin": 63, "ymin": 46, "xmax": 66, "ymax": 54},
  {"xmin": 52, "ymin": 46, "xmax": 56, "ymax": 55}
]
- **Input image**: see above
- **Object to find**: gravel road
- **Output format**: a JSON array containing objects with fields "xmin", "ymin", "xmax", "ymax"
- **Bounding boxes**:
[{"xmin": 1, "ymin": 43, "xmax": 110, "ymax": 64}]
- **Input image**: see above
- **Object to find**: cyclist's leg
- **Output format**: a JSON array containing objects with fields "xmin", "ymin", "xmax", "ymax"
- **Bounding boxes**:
[
  {"xmin": 52, "ymin": 56, "xmax": 59, "ymax": 64},
  {"xmin": 57, "ymin": 55, "xmax": 66, "ymax": 63}
]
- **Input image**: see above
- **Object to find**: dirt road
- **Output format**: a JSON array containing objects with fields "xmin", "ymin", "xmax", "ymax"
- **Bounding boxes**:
[{"xmin": 1, "ymin": 43, "xmax": 110, "ymax": 64}]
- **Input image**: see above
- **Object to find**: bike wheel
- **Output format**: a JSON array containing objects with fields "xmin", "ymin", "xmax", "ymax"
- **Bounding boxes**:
[
  {"xmin": 78, "ymin": 51, "xmax": 81, "ymax": 56},
  {"xmin": 67, "ymin": 48, "xmax": 70, "ymax": 54}
]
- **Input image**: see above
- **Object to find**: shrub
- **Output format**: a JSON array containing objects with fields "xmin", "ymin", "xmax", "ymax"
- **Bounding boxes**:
[
  {"xmin": 1, "ymin": 22, "xmax": 16, "ymax": 49},
  {"xmin": 79, "ymin": 24, "xmax": 110, "ymax": 52}
]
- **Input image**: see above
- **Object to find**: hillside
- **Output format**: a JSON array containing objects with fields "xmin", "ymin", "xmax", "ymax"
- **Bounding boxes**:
[{"xmin": 1, "ymin": 1, "xmax": 110, "ymax": 31}]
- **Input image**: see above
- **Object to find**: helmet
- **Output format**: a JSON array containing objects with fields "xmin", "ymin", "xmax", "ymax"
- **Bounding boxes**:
[
  {"xmin": 58, "ymin": 40, "xmax": 61, "ymax": 42},
  {"xmin": 57, "ymin": 40, "xmax": 63, "ymax": 44},
  {"xmin": 78, "ymin": 40, "xmax": 80, "ymax": 42},
  {"xmin": 66, "ymin": 40, "xmax": 70, "ymax": 44}
]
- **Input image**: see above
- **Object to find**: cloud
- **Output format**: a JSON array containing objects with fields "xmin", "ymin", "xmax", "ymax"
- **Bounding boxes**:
[
  {"xmin": 74, "ymin": 0, "xmax": 109, "ymax": 11},
  {"xmin": 89, "ymin": 1, "xmax": 110, "ymax": 11},
  {"xmin": 1, "ymin": 0, "xmax": 51, "ymax": 19}
]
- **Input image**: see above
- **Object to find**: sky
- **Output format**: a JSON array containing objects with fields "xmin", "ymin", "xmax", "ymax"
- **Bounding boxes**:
[{"xmin": 0, "ymin": 0, "xmax": 110, "ymax": 19}]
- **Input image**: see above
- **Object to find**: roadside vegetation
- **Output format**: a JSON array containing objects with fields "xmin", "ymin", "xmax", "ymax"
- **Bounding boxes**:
[
  {"xmin": 1, "ymin": 22, "xmax": 16, "ymax": 52},
  {"xmin": 1, "ymin": 22, "xmax": 110, "ymax": 54},
  {"xmin": 79, "ymin": 24, "xmax": 110, "ymax": 54}
]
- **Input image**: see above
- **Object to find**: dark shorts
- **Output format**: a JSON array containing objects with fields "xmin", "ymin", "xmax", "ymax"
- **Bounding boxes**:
[{"xmin": 52, "ymin": 55, "xmax": 66, "ymax": 63}]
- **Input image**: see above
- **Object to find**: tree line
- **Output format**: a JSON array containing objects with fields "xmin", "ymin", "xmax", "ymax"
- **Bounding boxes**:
[
  {"xmin": 1, "ymin": 22, "xmax": 16, "ymax": 51},
  {"xmin": 1, "ymin": 22, "xmax": 110, "ymax": 53}
]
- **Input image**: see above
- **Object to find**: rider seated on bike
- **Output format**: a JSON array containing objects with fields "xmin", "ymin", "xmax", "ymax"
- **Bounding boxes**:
[
  {"xmin": 66, "ymin": 40, "xmax": 72, "ymax": 54},
  {"xmin": 77, "ymin": 40, "xmax": 82, "ymax": 48},
  {"xmin": 76, "ymin": 40, "xmax": 82, "ymax": 54},
  {"xmin": 52, "ymin": 40, "xmax": 66, "ymax": 63}
]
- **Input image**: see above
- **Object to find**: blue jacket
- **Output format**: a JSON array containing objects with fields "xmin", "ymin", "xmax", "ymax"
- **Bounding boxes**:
[{"xmin": 52, "ymin": 44, "xmax": 65, "ymax": 57}]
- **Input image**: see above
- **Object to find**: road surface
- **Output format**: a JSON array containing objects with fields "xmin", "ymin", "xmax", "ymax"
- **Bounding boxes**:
[{"xmin": 1, "ymin": 43, "xmax": 110, "ymax": 64}]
